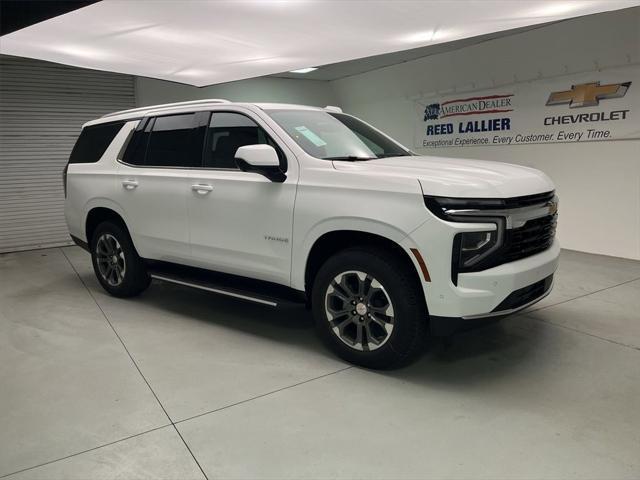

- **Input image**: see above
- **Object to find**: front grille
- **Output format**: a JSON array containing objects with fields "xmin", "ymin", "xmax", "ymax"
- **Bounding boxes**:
[
  {"xmin": 500, "ymin": 191, "xmax": 555, "ymax": 209},
  {"xmin": 502, "ymin": 213, "xmax": 557, "ymax": 264},
  {"xmin": 493, "ymin": 274, "xmax": 554, "ymax": 312}
]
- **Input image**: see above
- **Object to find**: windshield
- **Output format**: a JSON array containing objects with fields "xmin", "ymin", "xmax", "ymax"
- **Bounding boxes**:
[{"xmin": 265, "ymin": 110, "xmax": 411, "ymax": 160}]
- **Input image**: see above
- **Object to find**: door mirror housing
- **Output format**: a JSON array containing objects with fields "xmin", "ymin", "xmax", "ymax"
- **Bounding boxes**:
[{"xmin": 234, "ymin": 144, "xmax": 286, "ymax": 183}]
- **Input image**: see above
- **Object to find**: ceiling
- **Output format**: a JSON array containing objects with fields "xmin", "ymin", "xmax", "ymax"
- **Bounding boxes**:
[
  {"xmin": 1, "ymin": 0, "xmax": 638, "ymax": 87},
  {"xmin": 270, "ymin": 23, "xmax": 555, "ymax": 82}
]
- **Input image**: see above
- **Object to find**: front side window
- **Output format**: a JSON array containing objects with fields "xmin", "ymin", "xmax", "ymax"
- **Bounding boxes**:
[
  {"xmin": 265, "ymin": 110, "xmax": 411, "ymax": 160},
  {"xmin": 205, "ymin": 112, "xmax": 284, "ymax": 169}
]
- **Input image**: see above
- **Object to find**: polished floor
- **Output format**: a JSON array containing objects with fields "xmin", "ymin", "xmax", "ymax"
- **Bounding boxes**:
[{"xmin": 1, "ymin": 246, "xmax": 639, "ymax": 479}]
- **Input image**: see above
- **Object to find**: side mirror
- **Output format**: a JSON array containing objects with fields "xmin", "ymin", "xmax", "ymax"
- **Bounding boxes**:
[{"xmin": 234, "ymin": 144, "xmax": 286, "ymax": 183}]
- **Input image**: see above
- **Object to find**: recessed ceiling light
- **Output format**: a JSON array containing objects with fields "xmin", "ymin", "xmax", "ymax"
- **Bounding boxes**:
[
  {"xmin": 401, "ymin": 29, "xmax": 455, "ymax": 44},
  {"xmin": 50, "ymin": 45, "xmax": 113, "ymax": 60},
  {"xmin": 289, "ymin": 67, "xmax": 318, "ymax": 74},
  {"xmin": 533, "ymin": 1, "xmax": 585, "ymax": 16},
  {"xmin": 403, "ymin": 30, "xmax": 435, "ymax": 43},
  {"xmin": 174, "ymin": 69, "xmax": 213, "ymax": 77}
]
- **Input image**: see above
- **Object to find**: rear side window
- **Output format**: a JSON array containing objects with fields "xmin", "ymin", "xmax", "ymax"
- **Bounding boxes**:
[
  {"xmin": 69, "ymin": 122, "xmax": 124, "ymax": 164},
  {"xmin": 122, "ymin": 119, "xmax": 152, "ymax": 166},
  {"xmin": 205, "ymin": 112, "xmax": 285, "ymax": 169},
  {"xmin": 145, "ymin": 113, "xmax": 200, "ymax": 167},
  {"xmin": 121, "ymin": 113, "xmax": 202, "ymax": 168}
]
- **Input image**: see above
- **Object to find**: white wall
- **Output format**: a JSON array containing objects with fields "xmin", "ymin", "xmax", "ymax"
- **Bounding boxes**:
[
  {"xmin": 331, "ymin": 8, "xmax": 640, "ymax": 260},
  {"xmin": 135, "ymin": 76, "xmax": 337, "ymax": 107}
]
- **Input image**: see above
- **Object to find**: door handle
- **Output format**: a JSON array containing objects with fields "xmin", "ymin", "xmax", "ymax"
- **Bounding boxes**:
[
  {"xmin": 122, "ymin": 180, "xmax": 138, "ymax": 190},
  {"xmin": 191, "ymin": 184, "xmax": 213, "ymax": 195}
]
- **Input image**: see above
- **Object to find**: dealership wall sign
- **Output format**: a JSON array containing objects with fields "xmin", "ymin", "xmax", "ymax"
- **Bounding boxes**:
[{"xmin": 414, "ymin": 65, "xmax": 640, "ymax": 148}]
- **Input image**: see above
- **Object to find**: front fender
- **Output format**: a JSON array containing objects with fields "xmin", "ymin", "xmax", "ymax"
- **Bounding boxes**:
[{"xmin": 291, "ymin": 217, "xmax": 415, "ymax": 291}]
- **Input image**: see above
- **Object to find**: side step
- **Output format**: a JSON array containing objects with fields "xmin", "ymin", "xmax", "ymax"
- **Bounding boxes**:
[{"xmin": 146, "ymin": 261, "xmax": 306, "ymax": 308}]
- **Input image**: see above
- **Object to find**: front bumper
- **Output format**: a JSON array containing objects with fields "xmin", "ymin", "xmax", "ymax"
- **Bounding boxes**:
[
  {"xmin": 430, "ymin": 273, "xmax": 554, "ymax": 336},
  {"xmin": 446, "ymin": 238, "xmax": 559, "ymax": 317}
]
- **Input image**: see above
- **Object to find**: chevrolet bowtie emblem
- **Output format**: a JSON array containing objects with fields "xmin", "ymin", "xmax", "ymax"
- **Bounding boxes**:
[{"xmin": 546, "ymin": 81, "xmax": 631, "ymax": 108}]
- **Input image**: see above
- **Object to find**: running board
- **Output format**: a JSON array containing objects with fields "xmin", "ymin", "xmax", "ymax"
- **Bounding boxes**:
[{"xmin": 146, "ymin": 261, "xmax": 305, "ymax": 308}]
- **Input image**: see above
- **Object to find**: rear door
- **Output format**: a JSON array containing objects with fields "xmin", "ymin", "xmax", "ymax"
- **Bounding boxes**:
[
  {"xmin": 117, "ymin": 112, "xmax": 205, "ymax": 263},
  {"xmin": 187, "ymin": 109, "xmax": 297, "ymax": 285}
]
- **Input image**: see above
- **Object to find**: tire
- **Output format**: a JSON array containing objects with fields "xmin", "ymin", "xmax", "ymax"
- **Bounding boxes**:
[
  {"xmin": 312, "ymin": 247, "xmax": 428, "ymax": 369},
  {"xmin": 90, "ymin": 221, "xmax": 150, "ymax": 297}
]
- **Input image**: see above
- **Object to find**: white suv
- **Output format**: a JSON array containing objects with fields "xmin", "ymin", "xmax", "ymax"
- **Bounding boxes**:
[{"xmin": 64, "ymin": 99, "xmax": 559, "ymax": 368}]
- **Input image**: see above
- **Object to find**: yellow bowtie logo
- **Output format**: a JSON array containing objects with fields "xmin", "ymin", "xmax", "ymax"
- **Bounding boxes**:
[{"xmin": 546, "ymin": 82, "xmax": 631, "ymax": 108}]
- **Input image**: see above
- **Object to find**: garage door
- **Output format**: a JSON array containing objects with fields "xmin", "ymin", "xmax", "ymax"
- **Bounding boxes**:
[{"xmin": 0, "ymin": 55, "xmax": 135, "ymax": 253}]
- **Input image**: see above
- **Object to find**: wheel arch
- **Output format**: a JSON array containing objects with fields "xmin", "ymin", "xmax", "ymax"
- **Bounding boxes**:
[
  {"xmin": 85, "ymin": 206, "xmax": 130, "ymax": 245},
  {"xmin": 302, "ymin": 229, "xmax": 424, "ymax": 300}
]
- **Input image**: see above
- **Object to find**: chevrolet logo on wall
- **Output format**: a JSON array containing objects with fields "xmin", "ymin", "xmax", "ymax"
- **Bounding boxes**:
[{"xmin": 546, "ymin": 81, "xmax": 631, "ymax": 108}]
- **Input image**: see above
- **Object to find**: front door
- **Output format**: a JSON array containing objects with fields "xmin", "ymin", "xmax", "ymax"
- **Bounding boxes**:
[{"xmin": 187, "ymin": 110, "xmax": 297, "ymax": 286}]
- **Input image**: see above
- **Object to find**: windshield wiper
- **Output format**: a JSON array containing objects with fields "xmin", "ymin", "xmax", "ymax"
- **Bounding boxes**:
[
  {"xmin": 374, "ymin": 153, "xmax": 409, "ymax": 158},
  {"xmin": 323, "ymin": 156, "xmax": 375, "ymax": 161}
]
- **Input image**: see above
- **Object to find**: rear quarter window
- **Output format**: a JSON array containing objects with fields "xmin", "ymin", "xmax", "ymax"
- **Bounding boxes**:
[{"xmin": 69, "ymin": 121, "xmax": 125, "ymax": 164}]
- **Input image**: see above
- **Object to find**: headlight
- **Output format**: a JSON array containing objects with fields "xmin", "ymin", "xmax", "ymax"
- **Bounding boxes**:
[
  {"xmin": 425, "ymin": 195, "xmax": 506, "ymax": 283},
  {"xmin": 455, "ymin": 229, "xmax": 501, "ymax": 269}
]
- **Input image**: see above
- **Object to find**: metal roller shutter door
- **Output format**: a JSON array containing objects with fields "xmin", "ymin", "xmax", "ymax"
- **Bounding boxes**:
[{"xmin": 0, "ymin": 55, "xmax": 135, "ymax": 252}]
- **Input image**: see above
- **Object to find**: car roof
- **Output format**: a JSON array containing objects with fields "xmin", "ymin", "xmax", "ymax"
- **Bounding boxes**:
[{"xmin": 85, "ymin": 99, "xmax": 337, "ymax": 127}]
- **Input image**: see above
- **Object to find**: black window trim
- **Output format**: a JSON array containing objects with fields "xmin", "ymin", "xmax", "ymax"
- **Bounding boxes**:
[{"xmin": 118, "ymin": 109, "xmax": 289, "ymax": 173}]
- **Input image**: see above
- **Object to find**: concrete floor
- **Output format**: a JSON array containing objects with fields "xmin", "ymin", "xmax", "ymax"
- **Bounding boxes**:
[{"xmin": 1, "ymin": 246, "xmax": 639, "ymax": 480}]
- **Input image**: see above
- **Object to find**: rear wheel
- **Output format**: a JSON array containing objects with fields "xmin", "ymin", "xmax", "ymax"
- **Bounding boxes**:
[
  {"xmin": 90, "ymin": 221, "xmax": 150, "ymax": 297},
  {"xmin": 312, "ymin": 247, "xmax": 428, "ymax": 369}
]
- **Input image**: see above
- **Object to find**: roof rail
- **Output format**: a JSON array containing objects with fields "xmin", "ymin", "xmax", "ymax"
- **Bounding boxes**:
[{"xmin": 102, "ymin": 98, "xmax": 231, "ymax": 118}]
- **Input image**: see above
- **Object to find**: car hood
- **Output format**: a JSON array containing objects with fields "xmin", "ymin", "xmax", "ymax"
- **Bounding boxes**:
[{"xmin": 332, "ymin": 155, "xmax": 554, "ymax": 198}]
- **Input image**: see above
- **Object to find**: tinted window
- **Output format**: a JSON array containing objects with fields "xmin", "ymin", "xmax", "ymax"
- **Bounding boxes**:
[
  {"xmin": 69, "ymin": 122, "xmax": 124, "ymax": 164},
  {"xmin": 205, "ymin": 112, "xmax": 283, "ymax": 169},
  {"xmin": 122, "ymin": 119, "xmax": 152, "ymax": 166},
  {"xmin": 146, "ymin": 113, "xmax": 199, "ymax": 167}
]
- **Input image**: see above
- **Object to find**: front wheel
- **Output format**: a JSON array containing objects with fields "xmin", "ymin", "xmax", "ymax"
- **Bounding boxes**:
[
  {"xmin": 90, "ymin": 221, "xmax": 150, "ymax": 297},
  {"xmin": 312, "ymin": 247, "xmax": 428, "ymax": 369}
]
